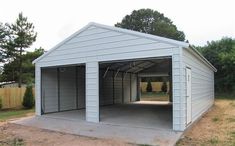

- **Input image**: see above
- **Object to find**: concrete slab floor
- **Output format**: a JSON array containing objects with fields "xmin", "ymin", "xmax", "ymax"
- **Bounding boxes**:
[{"xmin": 12, "ymin": 102, "xmax": 182, "ymax": 146}]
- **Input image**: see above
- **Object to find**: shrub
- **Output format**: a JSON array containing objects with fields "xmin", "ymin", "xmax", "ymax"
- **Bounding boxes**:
[
  {"xmin": 161, "ymin": 81, "xmax": 168, "ymax": 93},
  {"xmin": 146, "ymin": 80, "xmax": 152, "ymax": 92},
  {"xmin": 22, "ymin": 85, "xmax": 34, "ymax": 109},
  {"xmin": 0, "ymin": 96, "xmax": 2, "ymax": 109}
]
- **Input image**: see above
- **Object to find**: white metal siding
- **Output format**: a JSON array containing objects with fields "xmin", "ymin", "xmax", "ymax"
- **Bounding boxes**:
[
  {"xmin": 114, "ymin": 73, "xmax": 123, "ymax": 104},
  {"xmin": 37, "ymin": 26, "xmax": 175, "ymax": 67},
  {"xmin": 59, "ymin": 67, "xmax": 76, "ymax": 111},
  {"xmin": 41, "ymin": 68, "xmax": 58, "ymax": 113},
  {"xmin": 35, "ymin": 65, "xmax": 41, "ymax": 115},
  {"xmin": 131, "ymin": 74, "xmax": 137, "ymax": 102},
  {"xmin": 182, "ymin": 49, "xmax": 214, "ymax": 123},
  {"xmin": 86, "ymin": 62, "xmax": 99, "ymax": 122},
  {"xmin": 172, "ymin": 47, "xmax": 186, "ymax": 131}
]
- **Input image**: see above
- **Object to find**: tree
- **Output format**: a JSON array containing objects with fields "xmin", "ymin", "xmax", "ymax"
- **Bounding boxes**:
[
  {"xmin": 146, "ymin": 80, "xmax": 152, "ymax": 92},
  {"xmin": 197, "ymin": 37, "xmax": 235, "ymax": 92},
  {"xmin": 115, "ymin": 9, "xmax": 185, "ymax": 41},
  {"xmin": 0, "ymin": 48, "xmax": 44, "ymax": 84},
  {"xmin": 161, "ymin": 81, "xmax": 168, "ymax": 93},
  {"xmin": 22, "ymin": 85, "xmax": 34, "ymax": 109},
  {"xmin": 0, "ymin": 22, "xmax": 12, "ymax": 63},
  {"xmin": 9, "ymin": 12, "xmax": 37, "ymax": 87}
]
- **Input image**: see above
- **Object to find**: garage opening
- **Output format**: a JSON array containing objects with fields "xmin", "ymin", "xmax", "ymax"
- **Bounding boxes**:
[
  {"xmin": 99, "ymin": 57, "xmax": 173, "ymax": 130},
  {"xmin": 41, "ymin": 64, "xmax": 86, "ymax": 120},
  {"xmin": 140, "ymin": 76, "xmax": 170, "ymax": 102}
]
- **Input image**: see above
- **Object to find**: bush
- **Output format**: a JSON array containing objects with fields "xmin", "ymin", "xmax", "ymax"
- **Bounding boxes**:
[
  {"xmin": 161, "ymin": 81, "xmax": 168, "ymax": 93},
  {"xmin": 0, "ymin": 97, "xmax": 2, "ymax": 109},
  {"xmin": 22, "ymin": 85, "xmax": 34, "ymax": 109},
  {"xmin": 146, "ymin": 80, "xmax": 152, "ymax": 92}
]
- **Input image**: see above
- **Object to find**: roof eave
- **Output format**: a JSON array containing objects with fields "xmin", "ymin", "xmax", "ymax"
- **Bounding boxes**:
[
  {"xmin": 33, "ymin": 22, "xmax": 190, "ymax": 64},
  {"xmin": 186, "ymin": 45, "xmax": 217, "ymax": 72}
]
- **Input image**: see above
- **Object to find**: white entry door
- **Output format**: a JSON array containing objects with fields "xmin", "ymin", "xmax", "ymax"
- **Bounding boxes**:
[{"xmin": 186, "ymin": 67, "xmax": 192, "ymax": 124}]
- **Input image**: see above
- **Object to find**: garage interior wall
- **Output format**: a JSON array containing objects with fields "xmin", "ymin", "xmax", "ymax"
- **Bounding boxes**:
[
  {"xmin": 41, "ymin": 66, "xmax": 85, "ymax": 114},
  {"xmin": 99, "ymin": 69, "xmax": 138, "ymax": 105},
  {"xmin": 41, "ymin": 66, "xmax": 137, "ymax": 113}
]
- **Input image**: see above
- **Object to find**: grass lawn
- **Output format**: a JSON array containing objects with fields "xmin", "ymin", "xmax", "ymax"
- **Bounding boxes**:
[
  {"xmin": 177, "ymin": 94, "xmax": 235, "ymax": 146},
  {"xmin": 0, "ymin": 108, "xmax": 35, "ymax": 122},
  {"xmin": 140, "ymin": 92, "xmax": 169, "ymax": 101}
]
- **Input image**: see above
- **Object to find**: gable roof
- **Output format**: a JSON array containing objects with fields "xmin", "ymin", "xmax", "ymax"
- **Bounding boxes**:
[
  {"xmin": 33, "ymin": 22, "xmax": 189, "ymax": 64},
  {"xmin": 32, "ymin": 22, "xmax": 216, "ymax": 72}
]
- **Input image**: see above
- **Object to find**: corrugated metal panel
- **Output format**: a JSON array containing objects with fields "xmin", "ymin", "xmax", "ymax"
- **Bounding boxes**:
[
  {"xmin": 131, "ymin": 74, "xmax": 137, "ymax": 102},
  {"xmin": 35, "ymin": 65, "xmax": 41, "ymax": 115},
  {"xmin": 37, "ymin": 26, "xmax": 174, "ymax": 67},
  {"xmin": 99, "ymin": 70, "xmax": 114, "ymax": 105},
  {"xmin": 77, "ymin": 67, "xmax": 85, "ymax": 109},
  {"xmin": 123, "ymin": 73, "xmax": 131, "ymax": 103},
  {"xmin": 41, "ymin": 68, "xmax": 58, "ymax": 113},
  {"xmin": 86, "ymin": 62, "xmax": 99, "ymax": 122},
  {"xmin": 59, "ymin": 67, "xmax": 76, "ymax": 111},
  {"xmin": 114, "ymin": 73, "xmax": 122, "ymax": 104},
  {"xmin": 182, "ymin": 49, "xmax": 214, "ymax": 123}
]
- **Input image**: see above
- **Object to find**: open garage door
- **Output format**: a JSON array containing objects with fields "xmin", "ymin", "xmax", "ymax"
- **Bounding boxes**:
[
  {"xmin": 41, "ymin": 65, "xmax": 85, "ymax": 114},
  {"xmin": 99, "ymin": 57, "xmax": 173, "ymax": 130}
]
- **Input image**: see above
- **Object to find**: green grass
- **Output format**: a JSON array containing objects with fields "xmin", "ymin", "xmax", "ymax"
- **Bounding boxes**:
[
  {"xmin": 208, "ymin": 137, "xmax": 219, "ymax": 145},
  {"xmin": 227, "ymin": 117, "xmax": 235, "ymax": 123},
  {"xmin": 0, "ymin": 137, "xmax": 25, "ymax": 146},
  {"xmin": 0, "ymin": 108, "xmax": 34, "ymax": 122},
  {"xmin": 215, "ymin": 92, "xmax": 235, "ymax": 100},
  {"xmin": 141, "ymin": 92, "xmax": 169, "ymax": 101},
  {"xmin": 212, "ymin": 117, "xmax": 220, "ymax": 122}
]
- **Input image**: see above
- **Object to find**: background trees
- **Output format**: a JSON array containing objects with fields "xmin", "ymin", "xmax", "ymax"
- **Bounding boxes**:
[
  {"xmin": 197, "ymin": 37, "xmax": 235, "ymax": 92},
  {"xmin": 0, "ymin": 13, "xmax": 40, "ymax": 86},
  {"xmin": 0, "ymin": 13, "xmax": 37, "ymax": 87},
  {"xmin": 0, "ymin": 48, "xmax": 44, "ymax": 84},
  {"xmin": 115, "ymin": 9, "xmax": 185, "ymax": 41}
]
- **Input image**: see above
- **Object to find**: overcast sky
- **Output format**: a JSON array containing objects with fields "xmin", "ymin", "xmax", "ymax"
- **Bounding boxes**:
[{"xmin": 1, "ymin": 0, "xmax": 235, "ymax": 51}]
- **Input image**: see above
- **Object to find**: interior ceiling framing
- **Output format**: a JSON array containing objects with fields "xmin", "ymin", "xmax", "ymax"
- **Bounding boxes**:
[{"xmin": 99, "ymin": 58, "xmax": 170, "ymax": 73}]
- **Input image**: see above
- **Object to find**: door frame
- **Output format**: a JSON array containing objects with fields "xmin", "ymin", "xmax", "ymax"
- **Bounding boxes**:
[{"xmin": 186, "ymin": 67, "xmax": 192, "ymax": 125}]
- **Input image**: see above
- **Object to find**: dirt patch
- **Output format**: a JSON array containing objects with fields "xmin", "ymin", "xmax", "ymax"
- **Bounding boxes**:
[
  {"xmin": 177, "ymin": 99, "xmax": 235, "ymax": 146},
  {"xmin": 0, "ymin": 123, "xmax": 134, "ymax": 146}
]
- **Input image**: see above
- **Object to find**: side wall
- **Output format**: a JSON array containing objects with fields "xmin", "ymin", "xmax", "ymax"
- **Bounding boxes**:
[
  {"xmin": 182, "ymin": 49, "xmax": 214, "ymax": 124},
  {"xmin": 99, "ymin": 70, "xmax": 138, "ymax": 105}
]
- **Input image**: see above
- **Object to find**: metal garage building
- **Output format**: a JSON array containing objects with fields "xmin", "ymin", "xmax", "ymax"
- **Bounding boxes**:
[{"xmin": 33, "ymin": 22, "xmax": 216, "ymax": 131}]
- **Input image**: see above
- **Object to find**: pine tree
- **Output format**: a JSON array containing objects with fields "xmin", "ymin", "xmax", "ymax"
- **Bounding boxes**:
[
  {"xmin": 161, "ymin": 81, "xmax": 168, "ymax": 93},
  {"xmin": 22, "ymin": 85, "xmax": 34, "ymax": 109},
  {"xmin": 10, "ymin": 13, "xmax": 37, "ymax": 87},
  {"xmin": 146, "ymin": 80, "xmax": 152, "ymax": 92}
]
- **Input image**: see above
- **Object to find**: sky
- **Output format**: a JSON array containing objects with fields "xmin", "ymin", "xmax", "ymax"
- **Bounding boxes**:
[{"xmin": 0, "ymin": 0, "xmax": 235, "ymax": 52}]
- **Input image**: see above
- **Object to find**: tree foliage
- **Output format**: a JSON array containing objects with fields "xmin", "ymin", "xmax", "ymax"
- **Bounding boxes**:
[
  {"xmin": 146, "ymin": 80, "xmax": 152, "ymax": 92},
  {"xmin": 0, "ymin": 22, "xmax": 12, "ymax": 63},
  {"xmin": 161, "ymin": 81, "xmax": 168, "ymax": 93},
  {"xmin": 22, "ymin": 85, "xmax": 34, "ymax": 109},
  {"xmin": 0, "ymin": 13, "xmax": 37, "ymax": 87},
  {"xmin": 115, "ymin": 9, "xmax": 185, "ymax": 41},
  {"xmin": 198, "ymin": 37, "xmax": 235, "ymax": 92},
  {"xmin": 0, "ymin": 48, "xmax": 44, "ymax": 84}
]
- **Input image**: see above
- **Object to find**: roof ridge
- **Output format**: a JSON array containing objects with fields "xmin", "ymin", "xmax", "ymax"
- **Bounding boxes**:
[{"xmin": 33, "ymin": 22, "xmax": 189, "ymax": 64}]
